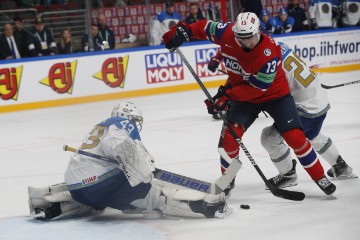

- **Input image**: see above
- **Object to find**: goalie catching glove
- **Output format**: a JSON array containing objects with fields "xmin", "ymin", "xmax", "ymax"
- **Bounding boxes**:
[
  {"xmin": 204, "ymin": 85, "xmax": 231, "ymax": 115},
  {"xmin": 162, "ymin": 21, "xmax": 192, "ymax": 51}
]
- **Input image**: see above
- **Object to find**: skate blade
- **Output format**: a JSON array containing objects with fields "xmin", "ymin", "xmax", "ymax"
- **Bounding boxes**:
[
  {"xmin": 214, "ymin": 204, "xmax": 233, "ymax": 219},
  {"xmin": 332, "ymin": 173, "xmax": 358, "ymax": 180}
]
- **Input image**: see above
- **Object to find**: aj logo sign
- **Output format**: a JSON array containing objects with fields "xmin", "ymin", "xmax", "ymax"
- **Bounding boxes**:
[
  {"xmin": 93, "ymin": 56, "xmax": 129, "ymax": 88},
  {"xmin": 0, "ymin": 66, "xmax": 23, "ymax": 101},
  {"xmin": 40, "ymin": 61, "xmax": 77, "ymax": 94}
]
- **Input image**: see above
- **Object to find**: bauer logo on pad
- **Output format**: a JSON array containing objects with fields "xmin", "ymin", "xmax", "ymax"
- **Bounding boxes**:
[{"xmin": 145, "ymin": 52, "xmax": 184, "ymax": 84}]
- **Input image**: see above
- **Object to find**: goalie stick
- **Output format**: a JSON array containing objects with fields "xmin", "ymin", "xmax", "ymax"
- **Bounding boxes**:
[
  {"xmin": 175, "ymin": 48, "xmax": 305, "ymax": 201},
  {"xmin": 63, "ymin": 145, "xmax": 241, "ymax": 195},
  {"xmin": 321, "ymin": 80, "xmax": 360, "ymax": 89}
]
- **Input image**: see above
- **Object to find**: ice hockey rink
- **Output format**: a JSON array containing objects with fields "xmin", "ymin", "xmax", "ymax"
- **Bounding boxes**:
[{"xmin": 1, "ymin": 71, "xmax": 359, "ymax": 240}]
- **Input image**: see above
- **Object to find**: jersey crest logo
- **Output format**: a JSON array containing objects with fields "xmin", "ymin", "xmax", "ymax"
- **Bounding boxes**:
[{"xmin": 264, "ymin": 48, "xmax": 272, "ymax": 56}]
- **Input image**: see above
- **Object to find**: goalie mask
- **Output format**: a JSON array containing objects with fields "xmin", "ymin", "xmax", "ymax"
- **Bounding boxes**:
[
  {"xmin": 111, "ymin": 102, "xmax": 144, "ymax": 131},
  {"xmin": 232, "ymin": 12, "xmax": 260, "ymax": 49}
]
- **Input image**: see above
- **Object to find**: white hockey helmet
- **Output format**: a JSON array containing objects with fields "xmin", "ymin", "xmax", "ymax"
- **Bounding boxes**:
[
  {"xmin": 232, "ymin": 12, "xmax": 260, "ymax": 39},
  {"xmin": 111, "ymin": 102, "xmax": 143, "ymax": 131}
]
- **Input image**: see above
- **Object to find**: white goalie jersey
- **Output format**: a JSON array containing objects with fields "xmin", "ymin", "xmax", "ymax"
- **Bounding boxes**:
[
  {"xmin": 65, "ymin": 117, "xmax": 155, "ymax": 190},
  {"xmin": 279, "ymin": 42, "xmax": 330, "ymax": 118}
]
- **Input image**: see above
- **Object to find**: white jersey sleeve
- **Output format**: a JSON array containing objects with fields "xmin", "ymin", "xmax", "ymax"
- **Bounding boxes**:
[{"xmin": 279, "ymin": 42, "xmax": 330, "ymax": 118}]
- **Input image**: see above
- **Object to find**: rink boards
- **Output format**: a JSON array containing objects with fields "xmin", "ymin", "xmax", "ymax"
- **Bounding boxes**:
[{"xmin": 1, "ymin": 27, "xmax": 359, "ymax": 113}]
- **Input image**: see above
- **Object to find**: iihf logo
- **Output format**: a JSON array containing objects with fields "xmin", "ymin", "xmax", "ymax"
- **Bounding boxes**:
[
  {"xmin": 93, "ymin": 56, "xmax": 129, "ymax": 88},
  {"xmin": 40, "ymin": 61, "xmax": 77, "ymax": 94},
  {"xmin": 264, "ymin": 48, "xmax": 271, "ymax": 56},
  {"xmin": 0, "ymin": 66, "xmax": 23, "ymax": 101}
]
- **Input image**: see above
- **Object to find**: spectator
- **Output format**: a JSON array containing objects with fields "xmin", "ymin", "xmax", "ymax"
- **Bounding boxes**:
[
  {"xmin": 308, "ymin": 0, "xmax": 336, "ymax": 29},
  {"xmin": 0, "ymin": 23, "xmax": 24, "ymax": 60},
  {"xmin": 91, "ymin": 0, "xmax": 103, "ymax": 8},
  {"xmin": 114, "ymin": 0, "xmax": 128, "ymax": 7},
  {"xmin": 150, "ymin": 1, "xmax": 182, "ymax": 46},
  {"xmin": 156, "ymin": 1, "xmax": 182, "ymax": 23},
  {"xmin": 338, "ymin": 0, "xmax": 360, "ymax": 27},
  {"xmin": 82, "ymin": 23, "xmax": 109, "ymax": 52},
  {"xmin": 57, "ymin": 29, "xmax": 77, "ymax": 54},
  {"xmin": 97, "ymin": 15, "xmax": 115, "ymax": 50},
  {"xmin": 19, "ymin": 0, "xmax": 40, "ymax": 7},
  {"xmin": 240, "ymin": 0, "xmax": 263, "ymax": 16},
  {"xmin": 274, "ymin": 7, "xmax": 295, "ymax": 34},
  {"xmin": 185, "ymin": 3, "xmax": 205, "ymax": 24},
  {"xmin": 259, "ymin": 9, "xmax": 276, "ymax": 34},
  {"xmin": 13, "ymin": 16, "xmax": 30, "ymax": 57},
  {"xmin": 287, "ymin": 0, "xmax": 309, "ymax": 32},
  {"xmin": 27, "ymin": 16, "xmax": 57, "ymax": 57}
]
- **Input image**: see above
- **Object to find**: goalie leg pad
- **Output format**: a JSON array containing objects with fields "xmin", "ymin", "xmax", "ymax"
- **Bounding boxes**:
[
  {"xmin": 28, "ymin": 183, "xmax": 70, "ymax": 214},
  {"xmin": 129, "ymin": 184, "xmax": 204, "ymax": 218},
  {"xmin": 159, "ymin": 185, "xmax": 227, "ymax": 218},
  {"xmin": 130, "ymin": 183, "xmax": 229, "ymax": 219},
  {"xmin": 28, "ymin": 183, "xmax": 92, "ymax": 220}
]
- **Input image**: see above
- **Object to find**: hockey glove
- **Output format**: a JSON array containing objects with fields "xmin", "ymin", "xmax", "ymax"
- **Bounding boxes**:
[
  {"xmin": 310, "ymin": 19, "xmax": 318, "ymax": 30},
  {"xmin": 204, "ymin": 86, "xmax": 230, "ymax": 115},
  {"xmin": 162, "ymin": 21, "xmax": 192, "ymax": 52},
  {"xmin": 208, "ymin": 57, "xmax": 221, "ymax": 73}
]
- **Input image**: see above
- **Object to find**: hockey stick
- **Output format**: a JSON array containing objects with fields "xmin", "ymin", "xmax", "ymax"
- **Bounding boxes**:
[
  {"xmin": 63, "ymin": 145, "xmax": 241, "ymax": 195},
  {"xmin": 176, "ymin": 48, "xmax": 305, "ymax": 201},
  {"xmin": 321, "ymin": 80, "xmax": 360, "ymax": 89}
]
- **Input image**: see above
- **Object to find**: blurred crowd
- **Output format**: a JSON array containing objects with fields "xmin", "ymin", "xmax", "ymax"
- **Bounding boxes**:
[
  {"xmin": 253, "ymin": 0, "xmax": 360, "ymax": 35},
  {"xmin": 0, "ymin": 14, "xmax": 116, "ymax": 60},
  {"xmin": 0, "ymin": 0, "xmax": 359, "ymax": 60}
]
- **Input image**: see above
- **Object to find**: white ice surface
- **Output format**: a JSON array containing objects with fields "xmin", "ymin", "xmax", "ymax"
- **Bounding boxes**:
[{"xmin": 1, "ymin": 72, "xmax": 359, "ymax": 240}]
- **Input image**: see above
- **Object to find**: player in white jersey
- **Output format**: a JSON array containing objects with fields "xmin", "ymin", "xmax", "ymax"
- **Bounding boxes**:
[
  {"xmin": 309, "ymin": 0, "xmax": 337, "ymax": 28},
  {"xmin": 340, "ymin": 0, "xmax": 360, "ymax": 26},
  {"xmin": 28, "ymin": 102, "xmax": 230, "ymax": 220},
  {"xmin": 260, "ymin": 42, "xmax": 357, "ymax": 189}
]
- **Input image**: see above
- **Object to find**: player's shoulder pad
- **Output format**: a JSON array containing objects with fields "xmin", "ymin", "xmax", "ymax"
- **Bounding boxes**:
[
  {"xmin": 205, "ymin": 21, "xmax": 232, "ymax": 42},
  {"xmin": 278, "ymin": 42, "xmax": 292, "ymax": 59},
  {"xmin": 101, "ymin": 117, "xmax": 141, "ymax": 140}
]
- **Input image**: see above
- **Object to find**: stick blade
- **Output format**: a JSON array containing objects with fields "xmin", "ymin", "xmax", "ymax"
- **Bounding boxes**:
[
  {"xmin": 271, "ymin": 186, "xmax": 305, "ymax": 201},
  {"xmin": 320, "ymin": 84, "xmax": 332, "ymax": 89}
]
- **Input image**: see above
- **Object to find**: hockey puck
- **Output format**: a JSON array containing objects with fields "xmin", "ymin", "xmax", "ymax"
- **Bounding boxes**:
[{"xmin": 240, "ymin": 204, "xmax": 250, "ymax": 210}]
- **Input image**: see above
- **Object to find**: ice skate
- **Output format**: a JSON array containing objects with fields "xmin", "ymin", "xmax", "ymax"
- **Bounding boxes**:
[
  {"xmin": 266, "ymin": 159, "xmax": 298, "ymax": 189},
  {"xmin": 315, "ymin": 176, "xmax": 336, "ymax": 195},
  {"xmin": 327, "ymin": 156, "xmax": 358, "ymax": 179},
  {"xmin": 189, "ymin": 200, "xmax": 231, "ymax": 218}
]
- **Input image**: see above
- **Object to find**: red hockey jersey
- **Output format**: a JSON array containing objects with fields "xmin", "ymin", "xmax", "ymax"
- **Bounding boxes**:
[{"xmin": 190, "ymin": 20, "xmax": 290, "ymax": 103}]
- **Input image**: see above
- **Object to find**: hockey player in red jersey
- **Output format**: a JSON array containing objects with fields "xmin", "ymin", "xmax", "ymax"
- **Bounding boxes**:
[{"xmin": 162, "ymin": 12, "xmax": 336, "ymax": 195}]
